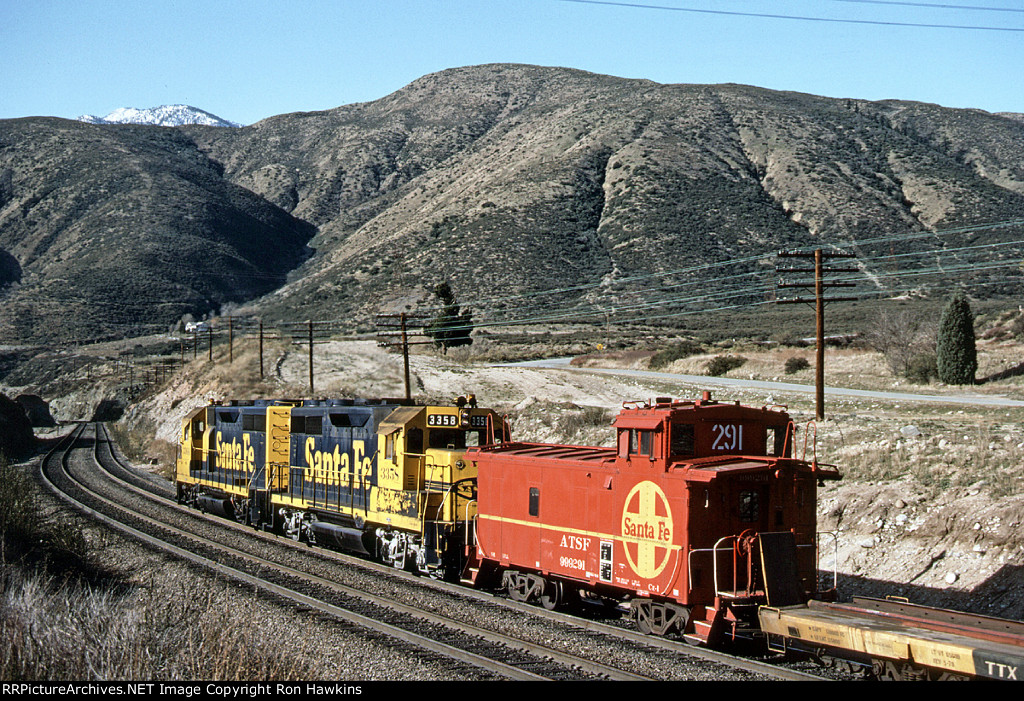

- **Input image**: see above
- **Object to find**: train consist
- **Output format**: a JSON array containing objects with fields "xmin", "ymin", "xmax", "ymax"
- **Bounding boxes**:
[{"xmin": 175, "ymin": 391, "xmax": 1024, "ymax": 679}]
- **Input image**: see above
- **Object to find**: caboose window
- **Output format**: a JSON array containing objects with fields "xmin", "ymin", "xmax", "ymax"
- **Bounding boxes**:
[
  {"xmin": 639, "ymin": 430, "xmax": 653, "ymax": 455},
  {"xmin": 766, "ymin": 426, "xmax": 788, "ymax": 456},
  {"xmin": 628, "ymin": 429, "xmax": 654, "ymax": 456},
  {"xmin": 529, "ymin": 487, "xmax": 540, "ymax": 517},
  {"xmin": 670, "ymin": 424, "xmax": 695, "ymax": 456},
  {"xmin": 739, "ymin": 490, "xmax": 759, "ymax": 522}
]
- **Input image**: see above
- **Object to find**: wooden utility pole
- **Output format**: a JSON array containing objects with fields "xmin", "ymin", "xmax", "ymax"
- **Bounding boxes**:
[
  {"xmin": 777, "ymin": 248, "xmax": 859, "ymax": 421},
  {"xmin": 259, "ymin": 321, "xmax": 264, "ymax": 379},
  {"xmin": 375, "ymin": 313, "xmax": 431, "ymax": 402},
  {"xmin": 308, "ymin": 320, "xmax": 314, "ymax": 395},
  {"xmin": 400, "ymin": 313, "xmax": 411, "ymax": 401}
]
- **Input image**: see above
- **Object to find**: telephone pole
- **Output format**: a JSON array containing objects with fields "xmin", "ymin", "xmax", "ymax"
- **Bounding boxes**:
[
  {"xmin": 777, "ymin": 248, "xmax": 859, "ymax": 421},
  {"xmin": 375, "ymin": 313, "xmax": 431, "ymax": 402}
]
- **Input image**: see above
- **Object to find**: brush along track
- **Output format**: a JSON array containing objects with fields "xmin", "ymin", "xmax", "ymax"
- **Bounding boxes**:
[{"xmin": 42, "ymin": 423, "xmax": 828, "ymax": 681}]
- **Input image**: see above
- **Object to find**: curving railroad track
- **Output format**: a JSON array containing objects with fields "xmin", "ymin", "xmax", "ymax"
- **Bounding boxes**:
[{"xmin": 38, "ymin": 423, "xmax": 832, "ymax": 682}]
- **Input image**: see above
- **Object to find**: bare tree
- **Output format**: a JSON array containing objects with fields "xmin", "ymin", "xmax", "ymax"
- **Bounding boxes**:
[{"xmin": 865, "ymin": 308, "xmax": 936, "ymax": 379}]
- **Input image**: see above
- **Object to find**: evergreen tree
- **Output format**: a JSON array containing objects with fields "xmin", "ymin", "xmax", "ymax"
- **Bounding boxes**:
[
  {"xmin": 936, "ymin": 291, "xmax": 977, "ymax": 385},
  {"xmin": 425, "ymin": 282, "xmax": 473, "ymax": 354}
]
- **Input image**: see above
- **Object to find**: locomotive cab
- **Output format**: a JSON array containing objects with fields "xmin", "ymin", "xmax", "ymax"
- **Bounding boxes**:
[
  {"xmin": 175, "ymin": 405, "xmax": 207, "ymax": 502},
  {"xmin": 374, "ymin": 403, "xmax": 509, "ymax": 576}
]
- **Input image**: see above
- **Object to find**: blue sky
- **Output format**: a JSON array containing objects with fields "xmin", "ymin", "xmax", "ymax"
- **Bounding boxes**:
[{"xmin": 3, "ymin": 0, "xmax": 1022, "ymax": 126}]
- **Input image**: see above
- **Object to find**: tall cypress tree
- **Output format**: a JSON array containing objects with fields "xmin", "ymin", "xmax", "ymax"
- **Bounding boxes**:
[
  {"xmin": 425, "ymin": 282, "xmax": 473, "ymax": 354},
  {"xmin": 936, "ymin": 291, "xmax": 977, "ymax": 385}
]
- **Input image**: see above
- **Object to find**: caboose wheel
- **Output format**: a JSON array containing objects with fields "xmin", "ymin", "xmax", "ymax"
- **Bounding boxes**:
[
  {"xmin": 506, "ymin": 572, "xmax": 530, "ymax": 602},
  {"xmin": 504, "ymin": 570, "xmax": 544, "ymax": 603},
  {"xmin": 539, "ymin": 580, "xmax": 564, "ymax": 610},
  {"xmin": 633, "ymin": 600, "xmax": 690, "ymax": 636}
]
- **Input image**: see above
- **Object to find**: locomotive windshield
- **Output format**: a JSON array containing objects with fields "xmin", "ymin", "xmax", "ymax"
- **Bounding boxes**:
[{"xmin": 428, "ymin": 428, "xmax": 489, "ymax": 450}]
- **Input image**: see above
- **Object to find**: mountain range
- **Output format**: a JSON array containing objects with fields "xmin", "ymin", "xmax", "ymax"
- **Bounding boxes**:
[{"xmin": 2, "ymin": 64, "xmax": 1023, "ymax": 345}]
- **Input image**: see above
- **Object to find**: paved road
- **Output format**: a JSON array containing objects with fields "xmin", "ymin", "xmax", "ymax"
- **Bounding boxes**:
[{"xmin": 506, "ymin": 358, "xmax": 1024, "ymax": 408}]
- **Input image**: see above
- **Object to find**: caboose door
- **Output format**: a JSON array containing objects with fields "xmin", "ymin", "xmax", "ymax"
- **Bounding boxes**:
[{"xmin": 728, "ymin": 479, "xmax": 771, "ymax": 594}]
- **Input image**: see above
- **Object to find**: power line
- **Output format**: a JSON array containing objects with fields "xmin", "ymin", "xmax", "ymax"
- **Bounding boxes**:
[
  {"xmin": 824, "ymin": 0, "xmax": 1024, "ymax": 14},
  {"xmin": 557, "ymin": 0, "xmax": 1024, "ymax": 31}
]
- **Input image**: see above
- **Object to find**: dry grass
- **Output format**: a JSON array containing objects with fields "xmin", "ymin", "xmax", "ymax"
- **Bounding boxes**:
[
  {"xmin": 0, "ymin": 451, "xmax": 320, "ymax": 681},
  {"xmin": 0, "ymin": 569, "xmax": 318, "ymax": 681},
  {"xmin": 807, "ymin": 389, "xmax": 1024, "ymax": 500}
]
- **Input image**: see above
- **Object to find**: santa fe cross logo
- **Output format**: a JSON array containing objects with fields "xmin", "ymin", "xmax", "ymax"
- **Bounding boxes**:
[{"xmin": 620, "ymin": 480, "xmax": 675, "ymax": 579}]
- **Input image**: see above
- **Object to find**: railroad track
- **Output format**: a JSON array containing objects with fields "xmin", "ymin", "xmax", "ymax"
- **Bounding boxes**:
[{"xmin": 40, "ymin": 423, "xmax": 830, "ymax": 682}]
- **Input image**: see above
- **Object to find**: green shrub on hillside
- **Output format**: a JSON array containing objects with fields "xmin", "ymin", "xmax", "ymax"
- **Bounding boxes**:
[
  {"xmin": 936, "ymin": 291, "xmax": 977, "ymax": 385},
  {"xmin": 705, "ymin": 355, "xmax": 746, "ymax": 376},
  {"xmin": 649, "ymin": 340, "xmax": 704, "ymax": 370},
  {"xmin": 784, "ymin": 356, "xmax": 810, "ymax": 374}
]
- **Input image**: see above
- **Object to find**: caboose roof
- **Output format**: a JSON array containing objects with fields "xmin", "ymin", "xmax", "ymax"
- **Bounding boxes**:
[
  {"xmin": 614, "ymin": 400, "xmax": 791, "ymax": 428},
  {"xmin": 682, "ymin": 458, "xmax": 776, "ymax": 482},
  {"xmin": 468, "ymin": 441, "xmax": 616, "ymax": 465}
]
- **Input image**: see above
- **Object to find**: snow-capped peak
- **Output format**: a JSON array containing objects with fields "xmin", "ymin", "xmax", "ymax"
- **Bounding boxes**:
[{"xmin": 78, "ymin": 105, "xmax": 241, "ymax": 127}]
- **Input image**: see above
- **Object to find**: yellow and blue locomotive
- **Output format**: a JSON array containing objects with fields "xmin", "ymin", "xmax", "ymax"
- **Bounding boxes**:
[{"xmin": 175, "ymin": 397, "xmax": 508, "ymax": 578}]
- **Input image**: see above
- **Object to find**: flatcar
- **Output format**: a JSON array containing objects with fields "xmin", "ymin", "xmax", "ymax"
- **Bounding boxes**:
[
  {"xmin": 760, "ymin": 596, "xmax": 1024, "ymax": 680},
  {"xmin": 463, "ymin": 391, "xmax": 842, "ymax": 645},
  {"xmin": 175, "ymin": 396, "xmax": 508, "ymax": 579}
]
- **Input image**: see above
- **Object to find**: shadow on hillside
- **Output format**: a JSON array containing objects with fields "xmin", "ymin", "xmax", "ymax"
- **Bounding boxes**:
[
  {"xmin": 979, "ymin": 361, "xmax": 1024, "ymax": 384},
  {"xmin": 828, "ymin": 564, "xmax": 1024, "ymax": 621}
]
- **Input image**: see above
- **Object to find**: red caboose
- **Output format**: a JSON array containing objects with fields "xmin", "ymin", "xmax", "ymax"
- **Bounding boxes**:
[{"xmin": 463, "ymin": 392, "xmax": 840, "ymax": 645}]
